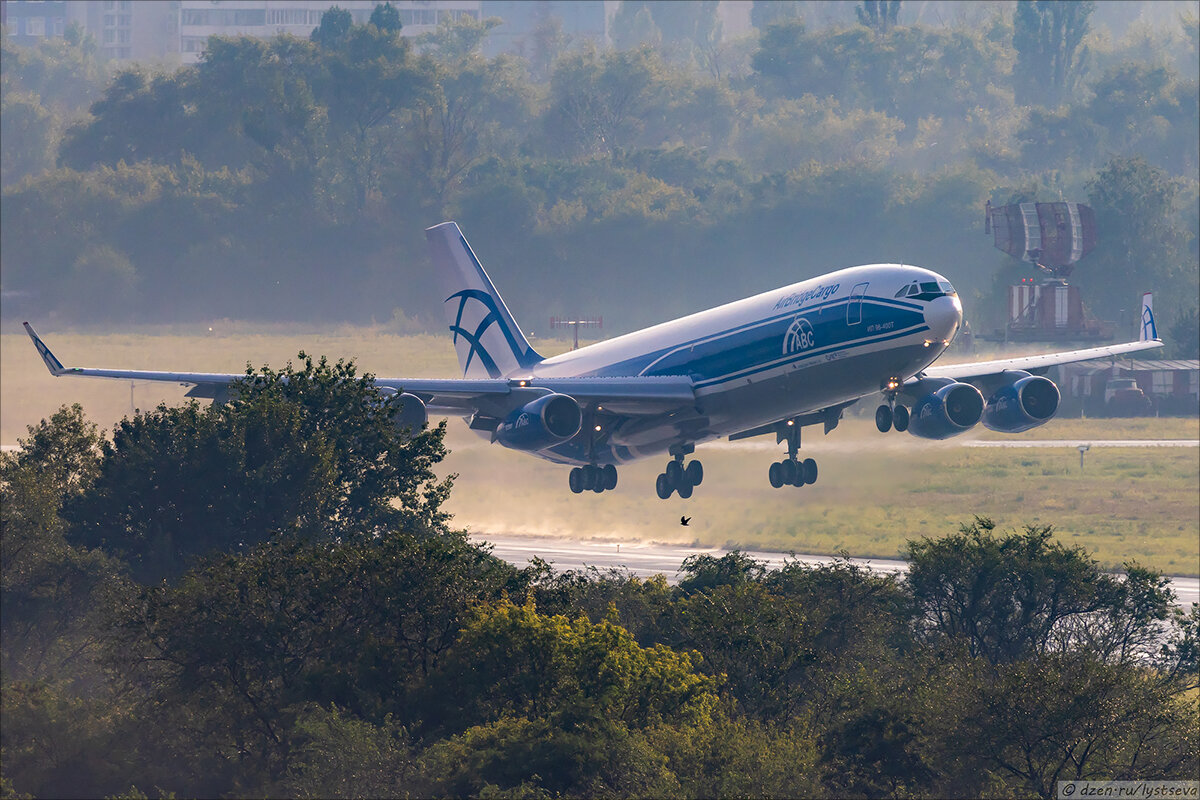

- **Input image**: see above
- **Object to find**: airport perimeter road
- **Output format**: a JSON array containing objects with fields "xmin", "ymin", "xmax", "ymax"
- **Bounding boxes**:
[{"xmin": 475, "ymin": 534, "xmax": 1200, "ymax": 608}]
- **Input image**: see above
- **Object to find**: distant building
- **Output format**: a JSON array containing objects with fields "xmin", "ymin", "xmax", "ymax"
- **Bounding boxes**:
[
  {"xmin": 176, "ymin": 0, "xmax": 481, "ymax": 63},
  {"xmin": 66, "ymin": 0, "xmax": 178, "ymax": 63},
  {"xmin": 3, "ymin": 1, "xmax": 483, "ymax": 64},
  {"xmin": 1056, "ymin": 358, "xmax": 1200, "ymax": 417},
  {"xmin": 1, "ymin": 1, "xmax": 69, "ymax": 45}
]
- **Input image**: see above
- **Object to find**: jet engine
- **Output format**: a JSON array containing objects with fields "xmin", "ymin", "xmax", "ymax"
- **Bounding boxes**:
[
  {"xmin": 379, "ymin": 388, "xmax": 429, "ymax": 435},
  {"xmin": 907, "ymin": 382, "xmax": 985, "ymax": 440},
  {"xmin": 494, "ymin": 393, "xmax": 582, "ymax": 451},
  {"xmin": 982, "ymin": 372, "xmax": 1060, "ymax": 433}
]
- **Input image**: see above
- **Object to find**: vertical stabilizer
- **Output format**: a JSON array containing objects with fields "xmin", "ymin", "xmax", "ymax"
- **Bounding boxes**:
[
  {"xmin": 1140, "ymin": 292, "xmax": 1158, "ymax": 342},
  {"xmin": 425, "ymin": 222, "xmax": 543, "ymax": 378}
]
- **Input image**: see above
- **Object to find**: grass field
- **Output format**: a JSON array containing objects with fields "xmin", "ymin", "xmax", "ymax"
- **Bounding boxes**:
[{"xmin": 4, "ymin": 328, "xmax": 1197, "ymax": 576}]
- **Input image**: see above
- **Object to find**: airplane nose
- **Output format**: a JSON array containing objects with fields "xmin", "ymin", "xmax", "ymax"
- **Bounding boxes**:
[{"xmin": 925, "ymin": 294, "xmax": 962, "ymax": 343}]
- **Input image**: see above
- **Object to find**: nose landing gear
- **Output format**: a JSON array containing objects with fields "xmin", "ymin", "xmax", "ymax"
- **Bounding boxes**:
[{"xmin": 876, "ymin": 385, "xmax": 909, "ymax": 433}]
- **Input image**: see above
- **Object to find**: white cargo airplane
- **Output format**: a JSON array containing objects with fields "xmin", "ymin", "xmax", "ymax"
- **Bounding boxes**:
[{"xmin": 25, "ymin": 222, "xmax": 1162, "ymax": 499}]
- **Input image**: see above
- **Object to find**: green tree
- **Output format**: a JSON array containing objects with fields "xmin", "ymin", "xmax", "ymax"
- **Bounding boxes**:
[
  {"xmin": 310, "ymin": 5, "xmax": 352, "ymax": 48},
  {"xmin": 905, "ymin": 517, "xmax": 1173, "ymax": 665},
  {"xmin": 1013, "ymin": 0, "xmax": 1094, "ymax": 107},
  {"xmin": 102, "ymin": 532, "xmax": 519, "ymax": 795},
  {"xmin": 539, "ymin": 45, "xmax": 671, "ymax": 158},
  {"xmin": 1085, "ymin": 156, "xmax": 1192, "ymax": 324},
  {"xmin": 65, "ymin": 354, "xmax": 451, "ymax": 583},
  {"xmin": 398, "ymin": 37, "xmax": 529, "ymax": 212},
  {"xmin": 751, "ymin": 1, "xmax": 803, "ymax": 32},
  {"xmin": 856, "ymin": 0, "xmax": 902, "ymax": 33},
  {"xmin": 425, "ymin": 599, "xmax": 717, "ymax": 737},
  {"xmin": 0, "ymin": 91, "xmax": 55, "ymax": 187},
  {"xmin": 1168, "ymin": 306, "xmax": 1199, "ymax": 359},
  {"xmin": 958, "ymin": 654, "xmax": 1199, "ymax": 798},
  {"xmin": 368, "ymin": 1, "xmax": 402, "ymax": 34},
  {"xmin": 0, "ymin": 406, "xmax": 117, "ymax": 682}
]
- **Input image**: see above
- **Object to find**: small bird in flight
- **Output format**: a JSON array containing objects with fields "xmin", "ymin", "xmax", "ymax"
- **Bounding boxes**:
[{"xmin": 680, "ymin": 516, "xmax": 691, "ymax": 526}]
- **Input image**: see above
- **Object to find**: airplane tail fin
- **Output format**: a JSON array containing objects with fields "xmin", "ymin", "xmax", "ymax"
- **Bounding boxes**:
[
  {"xmin": 425, "ymin": 222, "xmax": 543, "ymax": 379},
  {"xmin": 1140, "ymin": 292, "xmax": 1158, "ymax": 342}
]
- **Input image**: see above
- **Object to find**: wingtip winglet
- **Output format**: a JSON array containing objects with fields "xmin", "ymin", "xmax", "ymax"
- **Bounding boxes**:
[{"xmin": 23, "ymin": 322, "xmax": 67, "ymax": 376}]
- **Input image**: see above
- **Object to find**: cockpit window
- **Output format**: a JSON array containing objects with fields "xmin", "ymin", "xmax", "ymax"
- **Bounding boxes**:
[{"xmin": 897, "ymin": 279, "xmax": 956, "ymax": 301}]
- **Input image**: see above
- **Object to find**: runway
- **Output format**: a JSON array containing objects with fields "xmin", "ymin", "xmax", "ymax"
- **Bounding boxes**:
[{"xmin": 475, "ymin": 534, "xmax": 1200, "ymax": 608}]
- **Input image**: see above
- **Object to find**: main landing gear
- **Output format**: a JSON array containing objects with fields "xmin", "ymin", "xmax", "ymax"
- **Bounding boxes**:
[
  {"xmin": 569, "ymin": 464, "xmax": 617, "ymax": 494},
  {"xmin": 656, "ymin": 454, "xmax": 703, "ymax": 499},
  {"xmin": 768, "ymin": 420, "xmax": 818, "ymax": 490},
  {"xmin": 768, "ymin": 457, "xmax": 817, "ymax": 488}
]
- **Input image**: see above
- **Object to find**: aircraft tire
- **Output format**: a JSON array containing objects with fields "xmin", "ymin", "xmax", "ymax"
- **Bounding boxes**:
[
  {"xmin": 768, "ymin": 461, "xmax": 785, "ymax": 489},
  {"xmin": 592, "ymin": 480, "xmax": 605, "ymax": 493},
  {"xmin": 602, "ymin": 464, "xmax": 618, "ymax": 491},
  {"xmin": 893, "ymin": 405, "xmax": 909, "ymax": 432},
  {"xmin": 676, "ymin": 480, "xmax": 694, "ymax": 499},
  {"xmin": 656, "ymin": 473, "xmax": 673, "ymax": 499},
  {"xmin": 802, "ymin": 458, "xmax": 818, "ymax": 485},
  {"xmin": 875, "ymin": 404, "xmax": 893, "ymax": 433},
  {"xmin": 581, "ymin": 465, "xmax": 598, "ymax": 491},
  {"xmin": 685, "ymin": 460, "xmax": 703, "ymax": 486},
  {"xmin": 666, "ymin": 460, "xmax": 684, "ymax": 486},
  {"xmin": 569, "ymin": 468, "xmax": 585, "ymax": 494},
  {"xmin": 781, "ymin": 458, "xmax": 799, "ymax": 485}
]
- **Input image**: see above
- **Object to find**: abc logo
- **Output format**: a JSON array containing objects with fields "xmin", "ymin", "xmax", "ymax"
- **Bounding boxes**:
[{"xmin": 784, "ymin": 317, "xmax": 816, "ymax": 355}]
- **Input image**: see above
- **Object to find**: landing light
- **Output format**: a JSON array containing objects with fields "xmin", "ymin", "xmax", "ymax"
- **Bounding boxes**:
[{"xmin": 786, "ymin": 419, "xmax": 795, "ymax": 426}]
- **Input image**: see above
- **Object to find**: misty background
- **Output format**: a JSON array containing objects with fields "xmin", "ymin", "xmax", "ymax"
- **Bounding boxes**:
[{"xmin": 1, "ymin": 0, "xmax": 1197, "ymax": 357}]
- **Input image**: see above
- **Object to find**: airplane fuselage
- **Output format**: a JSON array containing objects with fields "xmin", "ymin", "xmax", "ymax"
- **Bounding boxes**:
[{"xmin": 499, "ymin": 264, "xmax": 963, "ymax": 465}]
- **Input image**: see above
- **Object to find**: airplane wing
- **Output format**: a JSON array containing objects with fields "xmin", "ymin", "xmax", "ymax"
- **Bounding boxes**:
[
  {"xmin": 24, "ymin": 322, "xmax": 696, "ymax": 416},
  {"xmin": 921, "ymin": 339, "xmax": 1163, "ymax": 383}
]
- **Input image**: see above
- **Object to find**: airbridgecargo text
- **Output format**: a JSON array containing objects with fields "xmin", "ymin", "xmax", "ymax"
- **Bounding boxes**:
[{"xmin": 774, "ymin": 283, "xmax": 840, "ymax": 310}]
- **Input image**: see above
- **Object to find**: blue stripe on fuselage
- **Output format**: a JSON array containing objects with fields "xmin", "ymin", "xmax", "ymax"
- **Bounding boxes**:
[{"xmin": 578, "ymin": 296, "xmax": 927, "ymax": 387}]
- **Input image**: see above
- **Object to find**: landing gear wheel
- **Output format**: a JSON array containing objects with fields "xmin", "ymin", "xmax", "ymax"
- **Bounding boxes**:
[
  {"xmin": 769, "ymin": 461, "xmax": 785, "ymax": 489},
  {"xmin": 892, "ymin": 405, "xmax": 909, "ymax": 432},
  {"xmin": 801, "ymin": 458, "xmax": 818, "ymax": 485},
  {"xmin": 875, "ymin": 404, "xmax": 893, "ymax": 433},
  {"xmin": 676, "ymin": 480, "xmax": 694, "ymax": 499},
  {"xmin": 602, "ymin": 464, "xmax": 618, "ymax": 491},
  {"xmin": 685, "ymin": 460, "xmax": 703, "ymax": 486},
  {"xmin": 583, "ymin": 465, "xmax": 599, "ymax": 491},
  {"xmin": 666, "ymin": 460, "xmax": 684, "ymax": 486},
  {"xmin": 592, "ymin": 480, "xmax": 605, "ymax": 493},
  {"xmin": 569, "ymin": 468, "xmax": 585, "ymax": 494},
  {"xmin": 655, "ymin": 473, "xmax": 673, "ymax": 500},
  {"xmin": 781, "ymin": 458, "xmax": 799, "ymax": 485}
]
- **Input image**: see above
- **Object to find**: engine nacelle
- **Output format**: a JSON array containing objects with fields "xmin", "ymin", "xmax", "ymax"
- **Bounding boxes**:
[
  {"xmin": 494, "ymin": 393, "xmax": 582, "ymax": 452},
  {"xmin": 908, "ymin": 382, "xmax": 985, "ymax": 440},
  {"xmin": 982, "ymin": 372, "xmax": 1060, "ymax": 433},
  {"xmin": 379, "ymin": 389, "xmax": 428, "ymax": 435}
]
